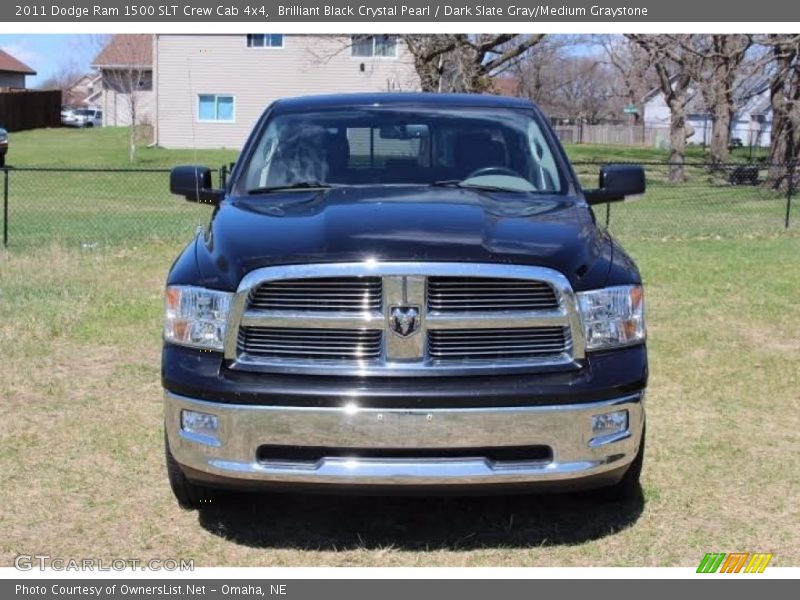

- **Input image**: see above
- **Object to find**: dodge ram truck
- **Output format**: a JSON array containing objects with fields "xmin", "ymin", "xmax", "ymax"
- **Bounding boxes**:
[{"xmin": 163, "ymin": 93, "xmax": 647, "ymax": 509}]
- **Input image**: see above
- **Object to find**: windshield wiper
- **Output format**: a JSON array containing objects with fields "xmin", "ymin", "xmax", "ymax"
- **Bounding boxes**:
[
  {"xmin": 430, "ymin": 180, "xmax": 527, "ymax": 194},
  {"xmin": 247, "ymin": 181, "xmax": 337, "ymax": 195}
]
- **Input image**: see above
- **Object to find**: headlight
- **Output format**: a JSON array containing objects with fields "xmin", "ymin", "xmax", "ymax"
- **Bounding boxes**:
[
  {"xmin": 164, "ymin": 286, "xmax": 232, "ymax": 350},
  {"xmin": 576, "ymin": 285, "xmax": 645, "ymax": 350}
]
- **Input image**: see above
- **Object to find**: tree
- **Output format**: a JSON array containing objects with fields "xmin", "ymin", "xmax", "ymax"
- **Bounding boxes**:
[
  {"xmin": 91, "ymin": 34, "xmax": 152, "ymax": 163},
  {"xmin": 757, "ymin": 35, "xmax": 800, "ymax": 188},
  {"xmin": 513, "ymin": 37, "xmax": 623, "ymax": 122},
  {"xmin": 628, "ymin": 35, "xmax": 698, "ymax": 182},
  {"xmin": 665, "ymin": 35, "xmax": 752, "ymax": 166},
  {"xmin": 553, "ymin": 57, "xmax": 618, "ymax": 124},
  {"xmin": 37, "ymin": 65, "xmax": 85, "ymax": 105},
  {"xmin": 401, "ymin": 34, "xmax": 545, "ymax": 93},
  {"xmin": 511, "ymin": 36, "xmax": 577, "ymax": 111},
  {"xmin": 699, "ymin": 35, "xmax": 752, "ymax": 165},
  {"xmin": 600, "ymin": 35, "xmax": 655, "ymax": 125}
]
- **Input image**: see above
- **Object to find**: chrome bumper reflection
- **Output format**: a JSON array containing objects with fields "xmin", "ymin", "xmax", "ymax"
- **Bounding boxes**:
[{"xmin": 165, "ymin": 391, "xmax": 644, "ymax": 486}]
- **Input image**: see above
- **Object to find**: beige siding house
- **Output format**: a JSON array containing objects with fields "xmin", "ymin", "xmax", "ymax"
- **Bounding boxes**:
[
  {"xmin": 154, "ymin": 34, "xmax": 420, "ymax": 149},
  {"xmin": 64, "ymin": 72, "xmax": 102, "ymax": 108},
  {"xmin": 92, "ymin": 35, "xmax": 154, "ymax": 127}
]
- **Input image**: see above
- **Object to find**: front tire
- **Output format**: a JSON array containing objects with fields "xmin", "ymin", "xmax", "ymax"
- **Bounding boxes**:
[{"xmin": 164, "ymin": 431, "xmax": 217, "ymax": 510}]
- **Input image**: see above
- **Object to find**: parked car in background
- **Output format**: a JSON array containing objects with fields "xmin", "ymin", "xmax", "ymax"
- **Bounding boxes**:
[
  {"xmin": 0, "ymin": 127, "xmax": 8, "ymax": 167},
  {"xmin": 61, "ymin": 106, "xmax": 77, "ymax": 126},
  {"xmin": 63, "ymin": 108, "xmax": 103, "ymax": 128}
]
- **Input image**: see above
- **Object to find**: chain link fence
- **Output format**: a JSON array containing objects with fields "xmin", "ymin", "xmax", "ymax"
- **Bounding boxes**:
[
  {"xmin": 574, "ymin": 160, "xmax": 796, "ymax": 240},
  {"xmin": 0, "ymin": 162, "xmax": 796, "ymax": 249},
  {"xmin": 0, "ymin": 166, "xmax": 224, "ymax": 249}
]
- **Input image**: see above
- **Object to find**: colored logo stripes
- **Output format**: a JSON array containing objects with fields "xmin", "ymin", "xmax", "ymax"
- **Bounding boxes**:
[{"xmin": 697, "ymin": 553, "xmax": 773, "ymax": 573}]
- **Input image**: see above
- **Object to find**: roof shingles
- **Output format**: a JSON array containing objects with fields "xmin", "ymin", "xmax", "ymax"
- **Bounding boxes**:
[
  {"xmin": 92, "ymin": 34, "xmax": 152, "ymax": 68},
  {"xmin": 0, "ymin": 49, "xmax": 36, "ymax": 75}
]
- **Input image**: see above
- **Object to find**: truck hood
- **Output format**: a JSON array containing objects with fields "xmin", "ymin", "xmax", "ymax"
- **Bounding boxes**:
[{"xmin": 195, "ymin": 186, "xmax": 616, "ymax": 291}]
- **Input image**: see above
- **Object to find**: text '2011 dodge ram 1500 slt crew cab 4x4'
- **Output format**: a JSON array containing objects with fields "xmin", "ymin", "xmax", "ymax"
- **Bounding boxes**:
[{"xmin": 163, "ymin": 93, "xmax": 647, "ymax": 509}]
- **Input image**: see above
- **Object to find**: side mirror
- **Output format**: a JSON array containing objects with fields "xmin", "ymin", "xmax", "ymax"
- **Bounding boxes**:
[
  {"xmin": 584, "ymin": 164, "xmax": 646, "ymax": 205},
  {"xmin": 170, "ymin": 165, "xmax": 223, "ymax": 204}
]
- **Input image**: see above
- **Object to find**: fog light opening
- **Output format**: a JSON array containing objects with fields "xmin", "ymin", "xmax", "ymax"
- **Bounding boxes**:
[
  {"xmin": 590, "ymin": 409, "xmax": 629, "ymax": 445},
  {"xmin": 181, "ymin": 409, "xmax": 219, "ymax": 442}
]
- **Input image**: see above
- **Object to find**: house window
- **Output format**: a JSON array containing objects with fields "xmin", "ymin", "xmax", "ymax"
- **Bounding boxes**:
[
  {"xmin": 247, "ymin": 34, "xmax": 284, "ymax": 48},
  {"xmin": 198, "ymin": 94, "xmax": 235, "ymax": 122},
  {"xmin": 351, "ymin": 35, "xmax": 397, "ymax": 58}
]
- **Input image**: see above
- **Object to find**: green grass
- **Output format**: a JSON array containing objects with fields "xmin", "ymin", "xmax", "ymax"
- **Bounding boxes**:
[
  {"xmin": 1, "ymin": 236, "xmax": 798, "ymax": 566},
  {"xmin": 5, "ymin": 169, "xmax": 213, "ymax": 247},
  {"xmin": 6, "ymin": 127, "xmax": 238, "ymax": 168},
  {"xmin": 565, "ymin": 143, "xmax": 769, "ymax": 164}
]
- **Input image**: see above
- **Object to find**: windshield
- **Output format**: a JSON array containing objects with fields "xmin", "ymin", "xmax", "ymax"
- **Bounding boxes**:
[{"xmin": 237, "ymin": 106, "xmax": 567, "ymax": 194}]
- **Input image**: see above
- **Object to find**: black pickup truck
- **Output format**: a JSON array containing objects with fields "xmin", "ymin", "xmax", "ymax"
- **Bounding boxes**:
[{"xmin": 163, "ymin": 93, "xmax": 647, "ymax": 509}]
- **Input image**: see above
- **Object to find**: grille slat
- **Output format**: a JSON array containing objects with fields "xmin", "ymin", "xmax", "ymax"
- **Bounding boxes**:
[
  {"xmin": 250, "ymin": 277, "xmax": 382, "ymax": 312},
  {"xmin": 427, "ymin": 277, "xmax": 558, "ymax": 312},
  {"xmin": 428, "ymin": 327, "xmax": 569, "ymax": 361},
  {"xmin": 251, "ymin": 304, "xmax": 382, "ymax": 310},
  {"xmin": 234, "ymin": 268, "xmax": 578, "ymax": 374},
  {"xmin": 239, "ymin": 327, "xmax": 382, "ymax": 361}
]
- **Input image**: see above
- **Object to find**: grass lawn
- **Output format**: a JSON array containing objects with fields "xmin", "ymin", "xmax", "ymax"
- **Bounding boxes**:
[
  {"xmin": 5, "ymin": 127, "xmax": 238, "ymax": 168},
  {"xmin": 565, "ymin": 142, "xmax": 768, "ymax": 164},
  {"xmin": 1, "ymin": 234, "xmax": 798, "ymax": 566}
]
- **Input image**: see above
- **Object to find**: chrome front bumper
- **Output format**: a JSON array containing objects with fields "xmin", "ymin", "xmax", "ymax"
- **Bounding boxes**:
[{"xmin": 165, "ymin": 391, "xmax": 644, "ymax": 489}]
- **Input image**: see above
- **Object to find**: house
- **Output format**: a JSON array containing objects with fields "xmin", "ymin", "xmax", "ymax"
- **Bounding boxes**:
[
  {"xmin": 0, "ymin": 48, "xmax": 36, "ymax": 89},
  {"xmin": 642, "ymin": 77, "xmax": 772, "ymax": 147},
  {"xmin": 91, "ymin": 34, "xmax": 154, "ymax": 127},
  {"xmin": 63, "ymin": 72, "xmax": 102, "ymax": 108},
  {"xmin": 734, "ymin": 79, "xmax": 772, "ymax": 147},
  {"xmin": 153, "ymin": 34, "xmax": 420, "ymax": 148}
]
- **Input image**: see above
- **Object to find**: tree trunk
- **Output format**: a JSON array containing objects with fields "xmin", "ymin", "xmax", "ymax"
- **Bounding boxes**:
[
  {"xmin": 765, "ymin": 39, "xmax": 799, "ymax": 190},
  {"xmin": 413, "ymin": 54, "xmax": 441, "ymax": 92},
  {"xmin": 709, "ymin": 103, "xmax": 732, "ymax": 167},
  {"xmin": 662, "ymin": 70, "xmax": 691, "ymax": 183},
  {"xmin": 667, "ymin": 104, "xmax": 687, "ymax": 183},
  {"xmin": 129, "ymin": 104, "xmax": 137, "ymax": 164},
  {"xmin": 702, "ymin": 35, "xmax": 750, "ymax": 167},
  {"xmin": 766, "ymin": 103, "xmax": 790, "ymax": 188}
]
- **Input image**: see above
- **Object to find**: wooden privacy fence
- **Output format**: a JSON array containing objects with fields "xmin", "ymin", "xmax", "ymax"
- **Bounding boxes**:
[
  {"xmin": 554, "ymin": 124, "xmax": 671, "ymax": 147},
  {"xmin": 0, "ymin": 89, "xmax": 61, "ymax": 132}
]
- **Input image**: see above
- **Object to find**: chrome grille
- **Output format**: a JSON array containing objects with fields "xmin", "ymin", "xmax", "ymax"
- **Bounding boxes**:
[
  {"xmin": 249, "ymin": 277, "xmax": 382, "ymax": 312},
  {"xmin": 427, "ymin": 277, "xmax": 558, "ymax": 312},
  {"xmin": 226, "ymin": 262, "xmax": 585, "ymax": 376},
  {"xmin": 239, "ymin": 327, "xmax": 382, "ymax": 361},
  {"xmin": 428, "ymin": 327, "xmax": 570, "ymax": 361}
]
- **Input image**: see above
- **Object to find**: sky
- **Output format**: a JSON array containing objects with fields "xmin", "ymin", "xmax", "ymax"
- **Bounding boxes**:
[{"xmin": 0, "ymin": 34, "xmax": 98, "ymax": 86}]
